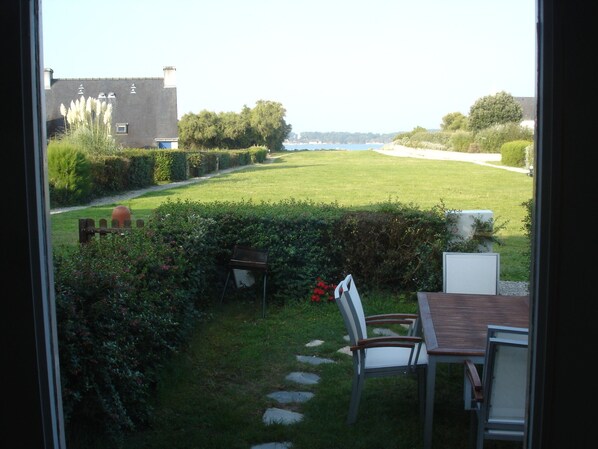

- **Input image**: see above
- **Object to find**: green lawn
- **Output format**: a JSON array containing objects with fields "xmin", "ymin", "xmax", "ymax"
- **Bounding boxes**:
[
  {"xmin": 116, "ymin": 293, "xmax": 519, "ymax": 449},
  {"xmin": 56, "ymin": 149, "xmax": 532, "ymax": 449},
  {"xmin": 50, "ymin": 149, "xmax": 533, "ymax": 280}
]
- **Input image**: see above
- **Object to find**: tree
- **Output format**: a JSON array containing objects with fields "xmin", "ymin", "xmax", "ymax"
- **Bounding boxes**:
[
  {"xmin": 441, "ymin": 112, "xmax": 468, "ymax": 131},
  {"xmin": 219, "ymin": 110, "xmax": 252, "ymax": 149},
  {"xmin": 178, "ymin": 110, "xmax": 221, "ymax": 149},
  {"xmin": 468, "ymin": 91, "xmax": 523, "ymax": 133},
  {"xmin": 249, "ymin": 100, "xmax": 292, "ymax": 151},
  {"xmin": 178, "ymin": 102, "xmax": 291, "ymax": 150}
]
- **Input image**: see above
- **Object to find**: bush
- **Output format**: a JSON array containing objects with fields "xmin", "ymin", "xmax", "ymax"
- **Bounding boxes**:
[
  {"xmin": 473, "ymin": 122, "xmax": 534, "ymax": 153},
  {"xmin": 501, "ymin": 140, "xmax": 533, "ymax": 167},
  {"xmin": 151, "ymin": 150, "xmax": 188, "ymax": 182},
  {"xmin": 148, "ymin": 199, "xmax": 492, "ymax": 299},
  {"xmin": 521, "ymin": 198, "xmax": 533, "ymax": 272},
  {"xmin": 88, "ymin": 155, "xmax": 130, "ymax": 196},
  {"xmin": 54, "ymin": 230, "xmax": 200, "ymax": 447},
  {"xmin": 149, "ymin": 199, "xmax": 345, "ymax": 303},
  {"xmin": 122, "ymin": 150, "xmax": 156, "ymax": 188},
  {"xmin": 403, "ymin": 130, "xmax": 451, "ymax": 150},
  {"xmin": 47, "ymin": 140, "xmax": 92, "ymax": 206},
  {"xmin": 448, "ymin": 130, "xmax": 475, "ymax": 152}
]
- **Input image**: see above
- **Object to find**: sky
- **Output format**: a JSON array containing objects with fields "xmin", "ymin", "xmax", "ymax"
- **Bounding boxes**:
[{"xmin": 41, "ymin": 0, "xmax": 536, "ymax": 134}]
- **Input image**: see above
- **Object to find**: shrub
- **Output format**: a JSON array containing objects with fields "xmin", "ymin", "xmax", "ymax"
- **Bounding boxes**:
[
  {"xmin": 121, "ymin": 149, "xmax": 156, "ymax": 188},
  {"xmin": 474, "ymin": 122, "xmax": 534, "ymax": 153},
  {"xmin": 54, "ymin": 230, "xmax": 200, "ymax": 447},
  {"xmin": 88, "ymin": 155, "xmax": 130, "ymax": 196},
  {"xmin": 335, "ymin": 203, "xmax": 448, "ymax": 291},
  {"xmin": 148, "ymin": 199, "xmax": 486, "ymax": 299},
  {"xmin": 149, "ymin": 199, "xmax": 345, "ymax": 303},
  {"xmin": 501, "ymin": 140, "xmax": 533, "ymax": 167},
  {"xmin": 449, "ymin": 130, "xmax": 475, "ymax": 152},
  {"xmin": 404, "ymin": 130, "xmax": 451, "ymax": 150},
  {"xmin": 59, "ymin": 95, "xmax": 118, "ymax": 155},
  {"xmin": 151, "ymin": 150, "xmax": 187, "ymax": 182},
  {"xmin": 521, "ymin": 198, "xmax": 533, "ymax": 270},
  {"xmin": 47, "ymin": 139, "xmax": 92, "ymax": 206}
]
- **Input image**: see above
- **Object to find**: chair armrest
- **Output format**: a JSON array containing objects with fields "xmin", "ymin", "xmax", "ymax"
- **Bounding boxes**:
[
  {"xmin": 464, "ymin": 359, "xmax": 484, "ymax": 402},
  {"xmin": 366, "ymin": 313, "xmax": 418, "ymax": 326},
  {"xmin": 351, "ymin": 335, "xmax": 423, "ymax": 350}
]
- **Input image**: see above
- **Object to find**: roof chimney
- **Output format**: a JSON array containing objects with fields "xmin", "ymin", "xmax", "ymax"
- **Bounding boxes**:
[
  {"xmin": 44, "ymin": 68, "xmax": 53, "ymax": 90},
  {"xmin": 163, "ymin": 66, "xmax": 176, "ymax": 88}
]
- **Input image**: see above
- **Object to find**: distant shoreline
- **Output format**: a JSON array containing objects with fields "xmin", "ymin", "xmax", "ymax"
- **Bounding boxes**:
[{"xmin": 283, "ymin": 143, "xmax": 384, "ymax": 151}]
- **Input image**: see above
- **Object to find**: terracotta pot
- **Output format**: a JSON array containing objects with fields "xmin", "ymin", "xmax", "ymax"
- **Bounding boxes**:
[{"xmin": 111, "ymin": 205, "xmax": 131, "ymax": 227}]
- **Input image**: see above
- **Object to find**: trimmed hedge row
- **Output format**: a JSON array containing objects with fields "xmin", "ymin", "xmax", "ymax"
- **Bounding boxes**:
[{"xmin": 47, "ymin": 144, "xmax": 269, "ymax": 207}]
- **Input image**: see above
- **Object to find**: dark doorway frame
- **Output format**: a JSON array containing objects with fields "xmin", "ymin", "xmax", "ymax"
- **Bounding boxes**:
[{"xmin": 3, "ymin": 0, "xmax": 593, "ymax": 447}]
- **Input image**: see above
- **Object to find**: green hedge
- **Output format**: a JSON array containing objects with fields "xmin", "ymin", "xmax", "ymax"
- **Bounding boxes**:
[
  {"xmin": 501, "ymin": 140, "xmax": 533, "ymax": 167},
  {"xmin": 49, "ymin": 146, "xmax": 268, "ymax": 207},
  {"xmin": 54, "ymin": 231, "xmax": 201, "ymax": 447},
  {"xmin": 47, "ymin": 140, "xmax": 93, "ymax": 206},
  {"xmin": 148, "ymin": 199, "xmax": 461, "ymax": 301}
]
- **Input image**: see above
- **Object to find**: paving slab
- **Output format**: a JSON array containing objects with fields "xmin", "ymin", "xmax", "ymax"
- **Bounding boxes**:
[
  {"xmin": 305, "ymin": 339, "xmax": 324, "ymax": 347},
  {"xmin": 338, "ymin": 346, "xmax": 352, "ymax": 356},
  {"xmin": 262, "ymin": 407, "xmax": 304, "ymax": 425},
  {"xmin": 372, "ymin": 328, "xmax": 400, "ymax": 337},
  {"xmin": 267, "ymin": 391, "xmax": 314, "ymax": 403},
  {"xmin": 251, "ymin": 442, "xmax": 293, "ymax": 449},
  {"xmin": 296, "ymin": 355, "xmax": 335, "ymax": 365},
  {"xmin": 285, "ymin": 371, "xmax": 320, "ymax": 385}
]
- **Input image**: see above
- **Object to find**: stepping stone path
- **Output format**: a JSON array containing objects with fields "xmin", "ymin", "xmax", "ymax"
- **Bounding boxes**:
[
  {"xmin": 251, "ymin": 330, "xmax": 400, "ymax": 448},
  {"xmin": 251, "ymin": 339, "xmax": 334, "ymax": 449}
]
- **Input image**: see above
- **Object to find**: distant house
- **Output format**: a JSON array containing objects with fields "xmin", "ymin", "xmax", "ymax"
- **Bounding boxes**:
[
  {"xmin": 514, "ymin": 96, "xmax": 536, "ymax": 129},
  {"xmin": 44, "ymin": 66, "xmax": 178, "ymax": 148}
]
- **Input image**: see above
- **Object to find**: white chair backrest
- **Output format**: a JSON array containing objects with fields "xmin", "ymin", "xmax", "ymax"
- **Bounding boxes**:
[
  {"xmin": 334, "ymin": 274, "xmax": 367, "ymax": 343},
  {"xmin": 335, "ymin": 278, "xmax": 358, "ymax": 345},
  {"xmin": 443, "ymin": 252, "xmax": 500, "ymax": 294},
  {"xmin": 485, "ymin": 326, "xmax": 529, "ymax": 423}
]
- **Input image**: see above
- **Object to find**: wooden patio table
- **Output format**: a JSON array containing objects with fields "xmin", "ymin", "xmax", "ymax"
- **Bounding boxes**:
[{"xmin": 416, "ymin": 291, "xmax": 530, "ymax": 449}]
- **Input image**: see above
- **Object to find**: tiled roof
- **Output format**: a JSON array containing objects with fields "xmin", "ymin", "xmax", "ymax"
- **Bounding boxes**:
[{"xmin": 44, "ymin": 71, "xmax": 178, "ymax": 148}]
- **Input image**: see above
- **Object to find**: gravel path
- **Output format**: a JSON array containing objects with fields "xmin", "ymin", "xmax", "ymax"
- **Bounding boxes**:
[
  {"xmin": 375, "ymin": 144, "xmax": 529, "ymax": 173},
  {"xmin": 498, "ymin": 281, "xmax": 529, "ymax": 296}
]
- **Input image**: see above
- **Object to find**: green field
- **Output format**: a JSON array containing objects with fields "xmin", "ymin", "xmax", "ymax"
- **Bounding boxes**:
[{"xmin": 50, "ymin": 150, "xmax": 533, "ymax": 280}]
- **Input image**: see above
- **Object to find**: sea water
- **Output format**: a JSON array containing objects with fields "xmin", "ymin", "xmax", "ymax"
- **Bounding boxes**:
[{"xmin": 282, "ymin": 143, "xmax": 385, "ymax": 151}]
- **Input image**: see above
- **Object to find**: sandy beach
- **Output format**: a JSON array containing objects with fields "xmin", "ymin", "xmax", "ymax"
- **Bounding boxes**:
[{"xmin": 374, "ymin": 144, "xmax": 529, "ymax": 173}]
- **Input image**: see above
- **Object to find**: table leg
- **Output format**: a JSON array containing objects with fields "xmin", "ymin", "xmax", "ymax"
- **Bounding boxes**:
[{"xmin": 423, "ymin": 357, "xmax": 437, "ymax": 449}]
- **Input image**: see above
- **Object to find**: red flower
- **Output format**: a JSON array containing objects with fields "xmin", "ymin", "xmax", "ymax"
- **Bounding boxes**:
[{"xmin": 311, "ymin": 278, "xmax": 337, "ymax": 303}]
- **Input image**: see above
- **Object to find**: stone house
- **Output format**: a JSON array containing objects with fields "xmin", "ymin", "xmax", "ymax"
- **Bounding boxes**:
[{"xmin": 43, "ymin": 66, "xmax": 178, "ymax": 148}]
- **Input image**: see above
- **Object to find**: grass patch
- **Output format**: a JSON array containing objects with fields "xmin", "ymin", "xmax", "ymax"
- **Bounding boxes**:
[
  {"xmin": 50, "ymin": 150, "xmax": 533, "ymax": 281},
  {"xmin": 120, "ymin": 292, "xmax": 520, "ymax": 449}
]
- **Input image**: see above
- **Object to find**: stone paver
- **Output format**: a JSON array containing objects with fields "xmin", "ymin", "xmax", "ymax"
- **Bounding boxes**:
[
  {"xmin": 372, "ymin": 327, "xmax": 400, "ymax": 337},
  {"xmin": 262, "ymin": 407, "xmax": 304, "ymax": 425},
  {"xmin": 295, "ymin": 355, "xmax": 335, "ymax": 365},
  {"xmin": 338, "ymin": 346, "xmax": 352, "ymax": 356},
  {"xmin": 285, "ymin": 371, "xmax": 320, "ymax": 385},
  {"xmin": 267, "ymin": 391, "xmax": 314, "ymax": 403},
  {"xmin": 305, "ymin": 339, "xmax": 324, "ymax": 347},
  {"xmin": 251, "ymin": 443, "xmax": 293, "ymax": 449}
]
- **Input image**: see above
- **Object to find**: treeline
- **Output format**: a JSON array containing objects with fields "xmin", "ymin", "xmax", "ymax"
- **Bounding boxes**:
[
  {"xmin": 286, "ymin": 131, "xmax": 397, "ymax": 144},
  {"xmin": 178, "ymin": 100, "xmax": 292, "ymax": 151}
]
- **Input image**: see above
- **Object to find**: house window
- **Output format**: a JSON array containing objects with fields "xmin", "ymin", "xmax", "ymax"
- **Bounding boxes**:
[
  {"xmin": 116, "ymin": 123, "xmax": 128, "ymax": 134},
  {"xmin": 98, "ymin": 92, "xmax": 106, "ymax": 99},
  {"xmin": 108, "ymin": 92, "xmax": 116, "ymax": 99}
]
